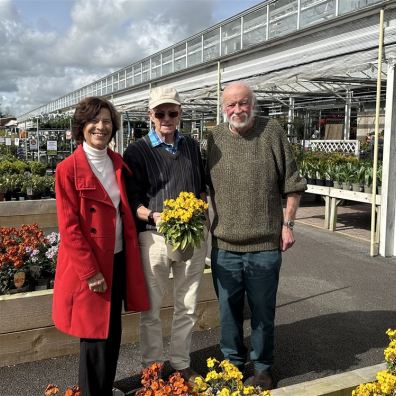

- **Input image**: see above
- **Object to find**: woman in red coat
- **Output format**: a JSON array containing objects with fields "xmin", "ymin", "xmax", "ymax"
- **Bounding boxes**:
[{"xmin": 53, "ymin": 97, "xmax": 149, "ymax": 396}]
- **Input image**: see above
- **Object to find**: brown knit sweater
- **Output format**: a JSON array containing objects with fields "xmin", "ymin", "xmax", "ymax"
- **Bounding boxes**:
[{"xmin": 206, "ymin": 117, "xmax": 306, "ymax": 252}]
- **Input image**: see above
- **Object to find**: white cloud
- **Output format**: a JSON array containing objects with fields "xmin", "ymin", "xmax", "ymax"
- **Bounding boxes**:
[{"xmin": 0, "ymin": 0, "xmax": 251, "ymax": 116}]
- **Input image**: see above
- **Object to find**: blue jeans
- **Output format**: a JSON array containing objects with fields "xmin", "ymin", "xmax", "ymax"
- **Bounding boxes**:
[{"xmin": 211, "ymin": 248, "xmax": 282, "ymax": 372}]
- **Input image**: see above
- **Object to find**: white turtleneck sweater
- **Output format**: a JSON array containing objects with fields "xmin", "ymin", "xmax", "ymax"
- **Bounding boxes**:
[{"xmin": 83, "ymin": 142, "xmax": 123, "ymax": 254}]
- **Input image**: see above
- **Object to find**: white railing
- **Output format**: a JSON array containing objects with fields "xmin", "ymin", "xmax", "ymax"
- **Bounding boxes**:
[{"xmin": 308, "ymin": 139, "xmax": 360, "ymax": 156}]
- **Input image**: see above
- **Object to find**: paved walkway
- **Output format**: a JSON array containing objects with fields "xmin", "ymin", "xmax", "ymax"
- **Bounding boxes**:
[{"xmin": 1, "ymin": 199, "xmax": 395, "ymax": 395}]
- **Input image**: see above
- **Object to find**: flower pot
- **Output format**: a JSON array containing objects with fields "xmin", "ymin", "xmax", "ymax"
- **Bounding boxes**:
[
  {"xmin": 352, "ymin": 183, "xmax": 361, "ymax": 192},
  {"xmin": 166, "ymin": 244, "xmax": 194, "ymax": 262},
  {"xmin": 364, "ymin": 184, "xmax": 372, "ymax": 194},
  {"xmin": 325, "ymin": 180, "xmax": 334, "ymax": 187},
  {"xmin": 307, "ymin": 178, "xmax": 315, "ymax": 185},
  {"xmin": 35, "ymin": 278, "xmax": 49, "ymax": 291},
  {"xmin": 333, "ymin": 181, "xmax": 342, "ymax": 189},
  {"xmin": 8, "ymin": 285, "xmax": 30, "ymax": 294}
]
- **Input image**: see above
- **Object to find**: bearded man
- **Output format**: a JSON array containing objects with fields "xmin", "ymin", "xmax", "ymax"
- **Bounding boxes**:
[{"xmin": 206, "ymin": 82, "xmax": 306, "ymax": 390}]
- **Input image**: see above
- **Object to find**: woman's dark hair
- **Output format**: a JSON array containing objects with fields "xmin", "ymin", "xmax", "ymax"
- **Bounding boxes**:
[{"xmin": 72, "ymin": 97, "xmax": 120, "ymax": 144}]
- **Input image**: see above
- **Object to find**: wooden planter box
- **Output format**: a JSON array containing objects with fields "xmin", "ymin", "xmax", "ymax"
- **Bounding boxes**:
[
  {"xmin": 0, "ymin": 270, "xmax": 218, "ymax": 367},
  {"xmin": 0, "ymin": 199, "xmax": 57, "ymax": 229}
]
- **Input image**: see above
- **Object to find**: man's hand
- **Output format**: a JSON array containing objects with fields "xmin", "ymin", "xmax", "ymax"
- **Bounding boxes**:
[
  {"xmin": 153, "ymin": 212, "xmax": 162, "ymax": 225},
  {"xmin": 280, "ymin": 226, "xmax": 295, "ymax": 251},
  {"xmin": 87, "ymin": 272, "xmax": 108, "ymax": 293}
]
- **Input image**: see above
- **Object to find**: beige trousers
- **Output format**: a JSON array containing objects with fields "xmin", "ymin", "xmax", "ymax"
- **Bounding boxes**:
[{"xmin": 138, "ymin": 230, "xmax": 206, "ymax": 370}]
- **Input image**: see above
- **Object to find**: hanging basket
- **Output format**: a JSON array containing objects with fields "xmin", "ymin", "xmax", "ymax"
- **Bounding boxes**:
[{"xmin": 166, "ymin": 243, "xmax": 194, "ymax": 262}]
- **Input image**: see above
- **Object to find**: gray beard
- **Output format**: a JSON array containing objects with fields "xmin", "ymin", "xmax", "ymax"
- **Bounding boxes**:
[{"xmin": 223, "ymin": 111, "xmax": 255, "ymax": 130}]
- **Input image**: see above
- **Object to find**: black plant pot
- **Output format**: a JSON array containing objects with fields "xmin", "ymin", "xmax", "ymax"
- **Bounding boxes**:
[
  {"xmin": 325, "ymin": 180, "xmax": 334, "ymax": 187},
  {"xmin": 307, "ymin": 178, "xmax": 316, "ymax": 185}
]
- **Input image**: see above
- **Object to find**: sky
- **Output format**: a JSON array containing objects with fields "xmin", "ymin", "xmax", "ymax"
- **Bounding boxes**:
[{"xmin": 0, "ymin": 0, "xmax": 262, "ymax": 117}]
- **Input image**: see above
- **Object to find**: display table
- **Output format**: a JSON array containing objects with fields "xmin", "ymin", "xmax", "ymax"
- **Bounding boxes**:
[{"xmin": 305, "ymin": 185, "xmax": 381, "ymax": 240}]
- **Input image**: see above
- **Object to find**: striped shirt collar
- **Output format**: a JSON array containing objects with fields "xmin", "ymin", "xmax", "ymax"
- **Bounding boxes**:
[{"xmin": 148, "ymin": 128, "xmax": 184, "ymax": 154}]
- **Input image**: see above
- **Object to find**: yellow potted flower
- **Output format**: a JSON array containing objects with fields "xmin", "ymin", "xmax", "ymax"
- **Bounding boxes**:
[{"xmin": 158, "ymin": 191, "xmax": 208, "ymax": 261}]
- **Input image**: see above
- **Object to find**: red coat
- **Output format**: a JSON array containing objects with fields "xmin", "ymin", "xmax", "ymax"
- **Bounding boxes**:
[{"xmin": 52, "ymin": 145, "xmax": 149, "ymax": 339}]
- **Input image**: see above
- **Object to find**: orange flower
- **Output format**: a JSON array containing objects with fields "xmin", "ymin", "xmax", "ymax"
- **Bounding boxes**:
[
  {"xmin": 163, "ymin": 385, "xmax": 172, "ymax": 393},
  {"xmin": 137, "ymin": 362, "xmax": 191, "ymax": 396},
  {"xmin": 63, "ymin": 387, "xmax": 81, "ymax": 396},
  {"xmin": 151, "ymin": 381, "xmax": 160, "ymax": 390},
  {"xmin": 44, "ymin": 384, "xmax": 60, "ymax": 395}
]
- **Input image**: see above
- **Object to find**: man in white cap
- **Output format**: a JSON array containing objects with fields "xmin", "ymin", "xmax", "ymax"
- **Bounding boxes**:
[{"xmin": 123, "ymin": 86, "xmax": 207, "ymax": 383}]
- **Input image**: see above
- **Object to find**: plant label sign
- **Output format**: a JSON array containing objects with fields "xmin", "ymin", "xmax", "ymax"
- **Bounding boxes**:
[
  {"xmin": 47, "ymin": 140, "xmax": 57, "ymax": 156},
  {"xmin": 14, "ymin": 271, "xmax": 26, "ymax": 289},
  {"xmin": 30, "ymin": 138, "xmax": 38, "ymax": 150}
]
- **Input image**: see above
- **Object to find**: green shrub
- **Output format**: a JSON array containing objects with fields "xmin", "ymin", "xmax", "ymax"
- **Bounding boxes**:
[{"xmin": 29, "ymin": 161, "xmax": 46, "ymax": 176}]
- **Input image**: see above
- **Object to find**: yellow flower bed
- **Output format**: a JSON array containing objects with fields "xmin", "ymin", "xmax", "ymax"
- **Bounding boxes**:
[
  {"xmin": 193, "ymin": 358, "xmax": 271, "ymax": 396},
  {"xmin": 353, "ymin": 329, "xmax": 396, "ymax": 396}
]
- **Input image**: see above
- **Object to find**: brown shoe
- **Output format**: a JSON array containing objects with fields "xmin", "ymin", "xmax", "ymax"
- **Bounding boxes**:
[
  {"xmin": 178, "ymin": 367, "xmax": 200, "ymax": 385},
  {"xmin": 244, "ymin": 369, "xmax": 274, "ymax": 390}
]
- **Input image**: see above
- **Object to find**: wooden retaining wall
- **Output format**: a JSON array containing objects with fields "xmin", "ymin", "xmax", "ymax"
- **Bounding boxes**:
[
  {"xmin": 0, "ymin": 199, "xmax": 57, "ymax": 228},
  {"xmin": 0, "ymin": 271, "xmax": 218, "ymax": 367}
]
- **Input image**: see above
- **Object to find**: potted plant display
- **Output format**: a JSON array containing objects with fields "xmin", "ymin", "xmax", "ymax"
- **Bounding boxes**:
[
  {"xmin": 325, "ymin": 164, "xmax": 336, "ymax": 187},
  {"xmin": 26, "ymin": 231, "xmax": 59, "ymax": 290},
  {"xmin": 340, "ymin": 162, "xmax": 355, "ymax": 191},
  {"xmin": 306, "ymin": 161, "xmax": 317, "ymax": 185},
  {"xmin": 351, "ymin": 164, "xmax": 365, "ymax": 192},
  {"xmin": 364, "ymin": 165, "xmax": 373, "ymax": 194},
  {"xmin": 0, "ymin": 175, "xmax": 8, "ymax": 201},
  {"xmin": 0, "ymin": 225, "xmax": 60, "ymax": 294},
  {"xmin": 377, "ymin": 165, "xmax": 382, "ymax": 195},
  {"xmin": 315, "ymin": 160, "xmax": 328, "ymax": 186},
  {"xmin": 332, "ymin": 164, "xmax": 344, "ymax": 189}
]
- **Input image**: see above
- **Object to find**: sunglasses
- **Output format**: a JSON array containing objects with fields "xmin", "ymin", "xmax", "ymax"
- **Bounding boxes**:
[{"xmin": 153, "ymin": 111, "xmax": 180, "ymax": 119}]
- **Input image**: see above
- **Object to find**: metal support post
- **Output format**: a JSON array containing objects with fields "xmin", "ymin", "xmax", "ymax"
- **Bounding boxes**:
[
  {"xmin": 36, "ymin": 118, "xmax": 40, "ymax": 162},
  {"xmin": 344, "ymin": 90, "xmax": 352, "ymax": 140},
  {"xmin": 217, "ymin": 61, "xmax": 221, "ymax": 125},
  {"xmin": 371, "ymin": 9, "xmax": 384, "ymax": 257},
  {"xmin": 116, "ymin": 113, "xmax": 124, "ymax": 154},
  {"xmin": 25, "ymin": 121, "xmax": 28, "ymax": 160},
  {"xmin": 380, "ymin": 59, "xmax": 396, "ymax": 257},
  {"xmin": 297, "ymin": 0, "xmax": 301, "ymax": 30},
  {"xmin": 287, "ymin": 97, "xmax": 295, "ymax": 140},
  {"xmin": 69, "ymin": 118, "xmax": 73, "ymax": 154},
  {"xmin": 201, "ymin": 113, "xmax": 204, "ymax": 141}
]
